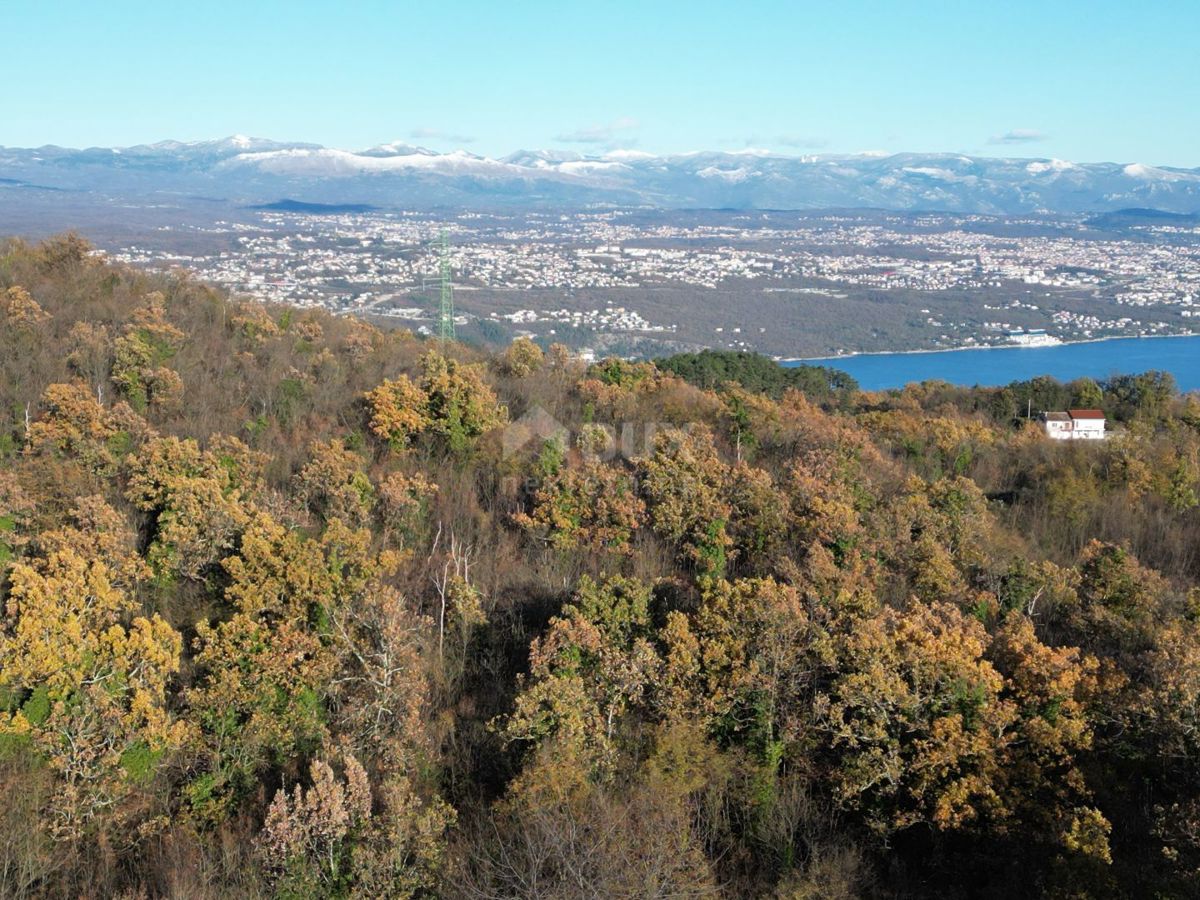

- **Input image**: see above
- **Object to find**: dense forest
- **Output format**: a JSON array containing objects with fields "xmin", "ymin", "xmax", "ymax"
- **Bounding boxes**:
[{"xmin": 4, "ymin": 235, "xmax": 1200, "ymax": 898}]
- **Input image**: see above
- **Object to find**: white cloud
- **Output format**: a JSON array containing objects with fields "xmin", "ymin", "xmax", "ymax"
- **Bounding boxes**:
[
  {"xmin": 409, "ymin": 127, "xmax": 475, "ymax": 144},
  {"xmin": 988, "ymin": 129, "xmax": 1049, "ymax": 145},
  {"xmin": 773, "ymin": 134, "xmax": 829, "ymax": 149},
  {"xmin": 737, "ymin": 134, "xmax": 828, "ymax": 151},
  {"xmin": 555, "ymin": 117, "xmax": 639, "ymax": 145}
]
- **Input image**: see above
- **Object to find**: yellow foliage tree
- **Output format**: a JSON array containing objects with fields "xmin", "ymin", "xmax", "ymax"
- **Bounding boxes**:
[
  {"xmin": 0, "ymin": 540, "xmax": 185, "ymax": 840},
  {"xmin": 514, "ymin": 459, "xmax": 645, "ymax": 554},
  {"xmin": 817, "ymin": 601, "xmax": 1014, "ymax": 835},
  {"xmin": 365, "ymin": 374, "xmax": 429, "ymax": 450},
  {"xmin": 125, "ymin": 434, "xmax": 263, "ymax": 580}
]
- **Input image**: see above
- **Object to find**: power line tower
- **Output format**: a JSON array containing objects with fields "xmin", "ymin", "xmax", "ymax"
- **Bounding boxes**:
[{"xmin": 437, "ymin": 229, "xmax": 455, "ymax": 343}]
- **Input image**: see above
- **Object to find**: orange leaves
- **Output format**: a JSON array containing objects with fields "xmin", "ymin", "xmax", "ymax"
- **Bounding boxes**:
[
  {"xmin": 496, "ymin": 336, "xmax": 545, "ymax": 377},
  {"xmin": 501, "ymin": 576, "xmax": 659, "ymax": 769},
  {"xmin": 687, "ymin": 578, "xmax": 828, "ymax": 739},
  {"xmin": 638, "ymin": 425, "xmax": 788, "ymax": 577},
  {"xmin": 1, "ymin": 285, "xmax": 51, "ymax": 330},
  {"xmin": 229, "ymin": 301, "xmax": 282, "ymax": 344},
  {"xmin": 188, "ymin": 513, "xmax": 345, "ymax": 790},
  {"xmin": 991, "ymin": 614, "xmax": 1098, "ymax": 762},
  {"xmin": 514, "ymin": 459, "xmax": 645, "ymax": 554},
  {"xmin": 125, "ymin": 435, "xmax": 255, "ymax": 580},
  {"xmin": 418, "ymin": 352, "xmax": 507, "ymax": 452},
  {"xmin": 818, "ymin": 602, "xmax": 1012, "ymax": 835},
  {"xmin": 576, "ymin": 357, "xmax": 663, "ymax": 421},
  {"xmin": 27, "ymin": 382, "xmax": 142, "ymax": 476},
  {"xmin": 0, "ymin": 539, "xmax": 185, "ymax": 839},
  {"xmin": 726, "ymin": 461, "xmax": 788, "ymax": 568},
  {"xmin": 787, "ymin": 451, "xmax": 865, "ymax": 553},
  {"xmin": 187, "ymin": 509, "xmax": 427, "ymax": 828},
  {"xmin": 639, "ymin": 425, "xmax": 733, "ymax": 577},
  {"xmin": 294, "ymin": 438, "xmax": 376, "ymax": 528},
  {"xmin": 365, "ymin": 374, "xmax": 429, "ymax": 449},
  {"xmin": 365, "ymin": 352, "xmax": 507, "ymax": 455}
]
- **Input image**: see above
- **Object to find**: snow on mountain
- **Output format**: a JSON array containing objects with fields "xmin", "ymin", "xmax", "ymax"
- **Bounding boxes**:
[
  {"xmin": 602, "ymin": 149, "xmax": 657, "ymax": 162},
  {"xmin": 901, "ymin": 166, "xmax": 968, "ymax": 181},
  {"xmin": 1026, "ymin": 159, "xmax": 1078, "ymax": 174},
  {"xmin": 358, "ymin": 142, "xmax": 438, "ymax": 158},
  {"xmin": 501, "ymin": 149, "xmax": 586, "ymax": 167},
  {"xmin": 1122, "ymin": 163, "xmax": 1200, "ymax": 182},
  {"xmin": 135, "ymin": 136, "xmax": 320, "ymax": 157},
  {"xmin": 697, "ymin": 166, "xmax": 754, "ymax": 182},
  {"xmin": 554, "ymin": 159, "xmax": 631, "ymax": 175},
  {"xmin": 219, "ymin": 147, "xmax": 531, "ymax": 178},
  {"xmin": 1, "ymin": 137, "xmax": 1199, "ymax": 214}
]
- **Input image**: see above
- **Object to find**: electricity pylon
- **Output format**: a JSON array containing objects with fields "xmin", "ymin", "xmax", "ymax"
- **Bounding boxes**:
[{"xmin": 437, "ymin": 229, "xmax": 455, "ymax": 343}]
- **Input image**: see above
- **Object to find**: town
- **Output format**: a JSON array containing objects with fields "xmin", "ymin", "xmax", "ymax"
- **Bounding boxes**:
[{"xmin": 105, "ymin": 207, "xmax": 1200, "ymax": 358}]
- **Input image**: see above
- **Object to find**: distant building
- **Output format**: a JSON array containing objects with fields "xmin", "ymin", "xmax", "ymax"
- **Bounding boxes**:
[
  {"xmin": 1043, "ymin": 409, "xmax": 1106, "ymax": 440},
  {"xmin": 1006, "ymin": 328, "xmax": 1063, "ymax": 347}
]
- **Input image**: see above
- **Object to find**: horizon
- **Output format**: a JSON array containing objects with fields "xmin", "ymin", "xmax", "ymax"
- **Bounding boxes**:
[
  {"xmin": 6, "ymin": 132, "xmax": 1199, "ymax": 172},
  {"xmin": 6, "ymin": 0, "xmax": 1200, "ymax": 167}
]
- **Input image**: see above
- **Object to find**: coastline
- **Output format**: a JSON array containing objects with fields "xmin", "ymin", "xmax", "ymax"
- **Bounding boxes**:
[{"xmin": 778, "ymin": 330, "xmax": 1200, "ymax": 365}]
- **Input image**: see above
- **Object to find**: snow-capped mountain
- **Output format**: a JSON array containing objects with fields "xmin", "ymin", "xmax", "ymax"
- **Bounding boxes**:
[{"xmin": 2, "ymin": 136, "xmax": 1199, "ymax": 214}]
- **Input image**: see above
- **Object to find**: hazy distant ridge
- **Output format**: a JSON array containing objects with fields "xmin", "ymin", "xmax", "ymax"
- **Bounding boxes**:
[{"xmin": 3, "ymin": 136, "xmax": 1199, "ymax": 214}]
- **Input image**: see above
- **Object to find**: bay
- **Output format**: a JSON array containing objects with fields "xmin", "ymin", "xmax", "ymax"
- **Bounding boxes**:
[{"xmin": 786, "ymin": 335, "xmax": 1200, "ymax": 392}]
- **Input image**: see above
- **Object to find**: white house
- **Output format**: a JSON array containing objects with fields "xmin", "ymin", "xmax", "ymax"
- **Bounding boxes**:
[{"xmin": 1043, "ymin": 409, "xmax": 1106, "ymax": 440}]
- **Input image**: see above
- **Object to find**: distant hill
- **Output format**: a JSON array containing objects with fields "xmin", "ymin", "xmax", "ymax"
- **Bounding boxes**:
[
  {"xmin": 2, "ymin": 136, "xmax": 1200, "ymax": 214},
  {"xmin": 250, "ymin": 199, "xmax": 380, "ymax": 214},
  {"xmin": 1086, "ymin": 207, "xmax": 1200, "ymax": 228}
]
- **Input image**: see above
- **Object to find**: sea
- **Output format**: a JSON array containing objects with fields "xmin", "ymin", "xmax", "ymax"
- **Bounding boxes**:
[{"xmin": 786, "ymin": 335, "xmax": 1200, "ymax": 392}]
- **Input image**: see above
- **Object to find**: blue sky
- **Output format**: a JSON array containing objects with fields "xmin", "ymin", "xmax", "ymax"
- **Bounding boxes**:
[{"xmin": 7, "ymin": 0, "xmax": 1199, "ymax": 165}]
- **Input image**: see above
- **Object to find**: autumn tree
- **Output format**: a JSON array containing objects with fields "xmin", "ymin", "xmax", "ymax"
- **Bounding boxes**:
[
  {"xmin": 27, "ymin": 382, "xmax": 148, "ymax": 477},
  {"xmin": 376, "ymin": 470, "xmax": 437, "ymax": 550},
  {"xmin": 111, "ymin": 291, "xmax": 186, "ymax": 414},
  {"xmin": 1, "ymin": 285, "xmax": 51, "ymax": 330},
  {"xmin": 677, "ymin": 578, "xmax": 831, "ymax": 756},
  {"xmin": 257, "ymin": 753, "xmax": 373, "ymax": 895},
  {"xmin": 365, "ymin": 374, "xmax": 429, "ymax": 451},
  {"xmin": 817, "ymin": 602, "xmax": 1014, "ymax": 836},
  {"xmin": 186, "ymin": 514, "xmax": 346, "ymax": 819},
  {"xmin": 726, "ymin": 462, "xmax": 789, "ymax": 572},
  {"xmin": 988, "ymin": 614, "xmax": 1106, "ymax": 854},
  {"xmin": 417, "ymin": 351, "xmax": 507, "ymax": 454},
  {"xmin": 501, "ymin": 576, "xmax": 660, "ymax": 772},
  {"xmin": 293, "ymin": 437, "xmax": 375, "ymax": 528},
  {"xmin": 188, "ymin": 512, "xmax": 454, "ymax": 891},
  {"xmin": 0, "ymin": 525, "xmax": 186, "ymax": 840},
  {"xmin": 496, "ymin": 336, "xmax": 545, "ymax": 377},
  {"xmin": 514, "ymin": 458, "xmax": 645, "ymax": 554},
  {"xmin": 364, "ymin": 352, "xmax": 506, "ymax": 455},
  {"xmin": 323, "ymin": 572, "xmax": 456, "ymax": 896},
  {"xmin": 639, "ymin": 425, "xmax": 732, "ymax": 577},
  {"xmin": 124, "ymin": 435, "xmax": 257, "ymax": 581}
]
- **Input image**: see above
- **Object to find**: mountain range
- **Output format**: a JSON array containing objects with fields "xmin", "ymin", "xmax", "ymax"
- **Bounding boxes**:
[{"xmin": 2, "ymin": 136, "xmax": 1199, "ymax": 215}]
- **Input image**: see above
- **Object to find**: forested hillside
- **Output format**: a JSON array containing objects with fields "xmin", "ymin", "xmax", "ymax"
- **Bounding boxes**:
[{"xmin": 4, "ymin": 235, "xmax": 1200, "ymax": 898}]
